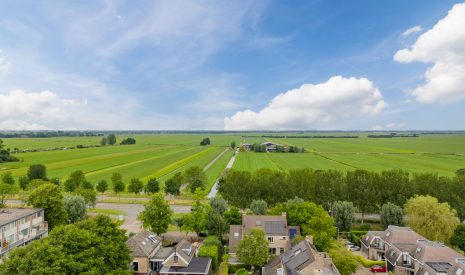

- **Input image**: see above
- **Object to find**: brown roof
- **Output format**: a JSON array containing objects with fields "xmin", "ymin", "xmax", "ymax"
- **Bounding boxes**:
[
  {"xmin": 242, "ymin": 215, "xmax": 288, "ymax": 235},
  {"xmin": 383, "ymin": 226, "xmax": 425, "ymax": 244},
  {"xmin": 228, "ymin": 225, "xmax": 242, "ymax": 253},
  {"xmin": 413, "ymin": 240, "xmax": 463, "ymax": 264}
]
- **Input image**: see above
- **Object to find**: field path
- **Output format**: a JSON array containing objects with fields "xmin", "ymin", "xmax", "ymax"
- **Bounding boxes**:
[
  {"xmin": 203, "ymin": 147, "xmax": 229, "ymax": 172},
  {"xmin": 207, "ymin": 148, "xmax": 238, "ymax": 198}
]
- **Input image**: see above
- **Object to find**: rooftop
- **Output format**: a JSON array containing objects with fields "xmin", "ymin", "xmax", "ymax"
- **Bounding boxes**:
[
  {"xmin": 242, "ymin": 215, "xmax": 288, "ymax": 236},
  {"xmin": 126, "ymin": 229, "xmax": 162, "ymax": 257},
  {"xmin": 0, "ymin": 208, "xmax": 42, "ymax": 226},
  {"xmin": 159, "ymin": 257, "xmax": 211, "ymax": 274}
]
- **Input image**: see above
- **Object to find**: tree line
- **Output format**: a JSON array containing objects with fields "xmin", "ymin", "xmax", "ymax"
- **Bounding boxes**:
[
  {"xmin": 218, "ymin": 168, "xmax": 465, "ymax": 221},
  {"xmin": 0, "ymin": 139, "xmax": 19, "ymax": 163}
]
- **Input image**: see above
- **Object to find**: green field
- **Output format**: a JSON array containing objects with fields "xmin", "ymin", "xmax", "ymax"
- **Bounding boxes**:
[
  {"xmin": 1, "ymin": 133, "xmax": 465, "ymax": 191},
  {"xmin": 233, "ymin": 134, "xmax": 465, "ymax": 176}
]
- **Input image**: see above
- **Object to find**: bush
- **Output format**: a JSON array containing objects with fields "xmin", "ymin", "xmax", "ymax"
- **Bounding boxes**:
[
  {"xmin": 228, "ymin": 264, "xmax": 251, "ymax": 274},
  {"xmin": 198, "ymin": 245, "xmax": 218, "ymax": 271},
  {"xmin": 203, "ymin": 236, "xmax": 222, "ymax": 248},
  {"xmin": 356, "ymin": 256, "xmax": 385, "ymax": 268},
  {"xmin": 235, "ymin": 268, "xmax": 248, "ymax": 275},
  {"xmin": 219, "ymin": 255, "xmax": 229, "ymax": 275}
]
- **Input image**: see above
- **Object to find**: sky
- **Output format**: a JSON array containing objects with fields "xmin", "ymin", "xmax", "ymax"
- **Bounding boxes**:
[{"xmin": 0, "ymin": 0, "xmax": 464, "ymax": 131}]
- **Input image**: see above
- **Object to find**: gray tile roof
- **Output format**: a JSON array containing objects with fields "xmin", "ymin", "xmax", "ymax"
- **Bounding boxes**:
[
  {"xmin": 265, "ymin": 221, "xmax": 287, "ymax": 235},
  {"xmin": 126, "ymin": 230, "xmax": 162, "ymax": 257},
  {"xmin": 160, "ymin": 257, "xmax": 212, "ymax": 274},
  {"xmin": 0, "ymin": 208, "xmax": 43, "ymax": 226}
]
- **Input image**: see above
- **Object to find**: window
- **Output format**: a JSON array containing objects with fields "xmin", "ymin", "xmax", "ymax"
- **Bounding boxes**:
[
  {"xmin": 267, "ymin": 237, "xmax": 274, "ymax": 243},
  {"xmin": 424, "ymin": 272, "xmax": 429, "ymax": 275},
  {"xmin": 386, "ymin": 232, "xmax": 390, "ymax": 237},
  {"xmin": 280, "ymin": 248, "xmax": 284, "ymax": 254},
  {"xmin": 132, "ymin": 261, "xmax": 139, "ymax": 271},
  {"xmin": 173, "ymin": 256, "xmax": 178, "ymax": 263},
  {"xmin": 234, "ymin": 232, "xmax": 239, "ymax": 237},
  {"xmin": 21, "ymin": 228, "xmax": 29, "ymax": 236},
  {"xmin": 402, "ymin": 253, "xmax": 411, "ymax": 265}
]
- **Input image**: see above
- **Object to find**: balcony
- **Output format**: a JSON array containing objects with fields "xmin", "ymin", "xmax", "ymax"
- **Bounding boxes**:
[{"xmin": 0, "ymin": 221, "xmax": 48, "ymax": 257}]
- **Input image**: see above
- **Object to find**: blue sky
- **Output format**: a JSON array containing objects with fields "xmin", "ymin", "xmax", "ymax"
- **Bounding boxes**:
[{"xmin": 0, "ymin": 0, "xmax": 464, "ymax": 130}]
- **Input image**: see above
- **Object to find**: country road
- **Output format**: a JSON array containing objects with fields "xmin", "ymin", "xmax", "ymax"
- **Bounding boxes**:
[{"xmin": 207, "ymin": 148, "xmax": 238, "ymax": 198}]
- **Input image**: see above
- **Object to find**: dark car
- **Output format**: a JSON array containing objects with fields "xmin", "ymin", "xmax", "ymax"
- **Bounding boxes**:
[{"xmin": 370, "ymin": 265, "xmax": 387, "ymax": 273}]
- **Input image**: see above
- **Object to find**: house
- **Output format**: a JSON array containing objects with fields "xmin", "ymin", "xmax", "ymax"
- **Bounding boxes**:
[
  {"xmin": 159, "ymin": 239, "xmax": 212, "ymax": 275},
  {"xmin": 0, "ymin": 208, "xmax": 48, "ymax": 259},
  {"xmin": 126, "ymin": 230, "xmax": 163, "ymax": 274},
  {"xmin": 229, "ymin": 214, "xmax": 298, "ymax": 258},
  {"xmin": 361, "ymin": 226, "xmax": 465, "ymax": 274},
  {"xmin": 263, "ymin": 237, "xmax": 340, "ymax": 275},
  {"xmin": 126, "ymin": 231, "xmax": 212, "ymax": 275},
  {"xmin": 261, "ymin": 142, "xmax": 279, "ymax": 152},
  {"xmin": 241, "ymin": 143, "xmax": 252, "ymax": 151}
]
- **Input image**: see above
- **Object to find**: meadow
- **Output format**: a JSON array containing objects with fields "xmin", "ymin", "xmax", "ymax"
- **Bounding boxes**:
[
  {"xmin": 233, "ymin": 134, "xmax": 465, "ymax": 176},
  {"xmin": 1, "ymin": 133, "xmax": 464, "ymax": 193}
]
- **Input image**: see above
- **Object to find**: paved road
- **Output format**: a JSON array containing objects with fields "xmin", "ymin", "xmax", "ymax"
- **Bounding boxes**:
[
  {"xmin": 207, "ymin": 149, "xmax": 238, "ymax": 198},
  {"xmin": 94, "ymin": 203, "xmax": 191, "ymax": 233}
]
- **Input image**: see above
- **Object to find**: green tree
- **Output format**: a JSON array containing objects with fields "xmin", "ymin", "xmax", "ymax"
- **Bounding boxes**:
[
  {"xmin": 75, "ymin": 188, "xmax": 97, "ymax": 208},
  {"xmin": 145, "ymin": 178, "xmax": 160, "ymax": 194},
  {"xmin": 82, "ymin": 181, "xmax": 94, "ymax": 190},
  {"xmin": 128, "ymin": 178, "xmax": 144, "ymax": 194},
  {"xmin": 50, "ymin": 177, "xmax": 61, "ymax": 186},
  {"xmin": 224, "ymin": 206, "xmax": 242, "ymax": 225},
  {"xmin": 0, "ymin": 183, "xmax": 18, "ymax": 208},
  {"xmin": 332, "ymin": 201, "xmax": 355, "ymax": 232},
  {"xmin": 250, "ymin": 199, "xmax": 268, "ymax": 215},
  {"xmin": 112, "ymin": 173, "xmax": 125, "ymax": 195},
  {"xmin": 451, "ymin": 224, "xmax": 465, "ymax": 252},
  {"xmin": 218, "ymin": 170, "xmax": 253, "ymax": 208},
  {"xmin": 64, "ymin": 170, "xmax": 86, "ymax": 192},
  {"xmin": 182, "ymin": 189, "xmax": 209, "ymax": 235},
  {"xmin": 26, "ymin": 179, "xmax": 48, "ymax": 191},
  {"xmin": 138, "ymin": 193, "xmax": 172, "ymax": 235},
  {"xmin": 206, "ymin": 208, "xmax": 228, "ymax": 237},
  {"xmin": 165, "ymin": 172, "xmax": 183, "ymax": 196},
  {"xmin": 231, "ymin": 141, "xmax": 236, "ymax": 149},
  {"xmin": 210, "ymin": 197, "xmax": 228, "ymax": 215},
  {"xmin": 107, "ymin": 134, "xmax": 117, "ymax": 145},
  {"xmin": 1, "ymin": 171, "xmax": 15, "ymax": 185},
  {"xmin": 236, "ymin": 228, "xmax": 269, "ymax": 269},
  {"xmin": 27, "ymin": 164, "xmax": 47, "ymax": 180},
  {"xmin": 0, "ymin": 215, "xmax": 131, "ymax": 274},
  {"xmin": 27, "ymin": 184, "xmax": 68, "ymax": 229},
  {"xmin": 184, "ymin": 166, "xmax": 207, "ymax": 192},
  {"xmin": 64, "ymin": 195, "xmax": 87, "ymax": 223},
  {"xmin": 18, "ymin": 176, "xmax": 29, "ymax": 190},
  {"xmin": 346, "ymin": 170, "xmax": 378, "ymax": 223},
  {"xmin": 100, "ymin": 137, "xmax": 107, "ymax": 146},
  {"xmin": 380, "ymin": 202, "xmax": 403, "ymax": 229},
  {"xmin": 328, "ymin": 242, "xmax": 360, "ymax": 275},
  {"xmin": 96, "ymin": 180, "xmax": 108, "ymax": 195},
  {"xmin": 270, "ymin": 201, "xmax": 336, "ymax": 251},
  {"xmin": 404, "ymin": 195, "xmax": 458, "ymax": 243}
]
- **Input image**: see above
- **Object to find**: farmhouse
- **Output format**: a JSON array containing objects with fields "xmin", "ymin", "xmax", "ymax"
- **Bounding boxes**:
[
  {"xmin": 263, "ymin": 237, "xmax": 340, "ymax": 275},
  {"xmin": 126, "ymin": 230, "xmax": 211, "ymax": 275},
  {"xmin": 361, "ymin": 226, "xmax": 465, "ymax": 274},
  {"xmin": 0, "ymin": 208, "xmax": 48, "ymax": 260},
  {"xmin": 261, "ymin": 142, "xmax": 279, "ymax": 152},
  {"xmin": 229, "ymin": 213, "xmax": 299, "ymax": 258}
]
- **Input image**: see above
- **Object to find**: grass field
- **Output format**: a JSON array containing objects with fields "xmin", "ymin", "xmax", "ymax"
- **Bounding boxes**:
[
  {"xmin": 1, "ymin": 133, "xmax": 464, "ymax": 190},
  {"xmin": 233, "ymin": 134, "xmax": 465, "ymax": 176}
]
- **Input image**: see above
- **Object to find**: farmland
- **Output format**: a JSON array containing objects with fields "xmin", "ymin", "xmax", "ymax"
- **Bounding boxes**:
[
  {"xmin": 1, "ymin": 133, "xmax": 465, "ymax": 192},
  {"xmin": 233, "ymin": 134, "xmax": 465, "ymax": 176}
]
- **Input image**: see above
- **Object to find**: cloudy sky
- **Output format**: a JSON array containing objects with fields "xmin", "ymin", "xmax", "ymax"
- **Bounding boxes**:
[{"xmin": 0, "ymin": 0, "xmax": 464, "ymax": 130}]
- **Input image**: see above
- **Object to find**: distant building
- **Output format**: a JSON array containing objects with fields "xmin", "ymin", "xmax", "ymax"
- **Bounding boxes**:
[
  {"xmin": 126, "ymin": 230, "xmax": 212, "ymax": 275},
  {"xmin": 241, "ymin": 143, "xmax": 252, "ymax": 151},
  {"xmin": 229, "ymin": 213, "xmax": 299, "ymax": 259},
  {"xmin": 0, "ymin": 208, "xmax": 48, "ymax": 259},
  {"xmin": 263, "ymin": 237, "xmax": 340, "ymax": 275},
  {"xmin": 361, "ymin": 225, "xmax": 465, "ymax": 274},
  {"xmin": 261, "ymin": 142, "xmax": 279, "ymax": 152}
]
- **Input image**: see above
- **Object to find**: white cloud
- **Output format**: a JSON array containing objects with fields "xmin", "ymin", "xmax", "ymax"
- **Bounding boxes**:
[
  {"xmin": 0, "ymin": 90, "xmax": 83, "ymax": 130},
  {"xmin": 402, "ymin": 25, "xmax": 422, "ymax": 37},
  {"xmin": 370, "ymin": 122, "xmax": 405, "ymax": 131},
  {"xmin": 224, "ymin": 76, "xmax": 387, "ymax": 130},
  {"xmin": 394, "ymin": 3, "xmax": 465, "ymax": 104}
]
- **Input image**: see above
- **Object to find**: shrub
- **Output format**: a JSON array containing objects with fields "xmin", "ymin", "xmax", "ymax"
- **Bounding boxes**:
[
  {"xmin": 235, "ymin": 268, "xmax": 248, "ymax": 275},
  {"xmin": 356, "ymin": 256, "xmax": 385, "ymax": 268},
  {"xmin": 228, "ymin": 264, "xmax": 251, "ymax": 274},
  {"xmin": 203, "ymin": 236, "xmax": 222, "ymax": 248},
  {"xmin": 219, "ymin": 254, "xmax": 229, "ymax": 275},
  {"xmin": 198, "ymin": 245, "xmax": 218, "ymax": 271}
]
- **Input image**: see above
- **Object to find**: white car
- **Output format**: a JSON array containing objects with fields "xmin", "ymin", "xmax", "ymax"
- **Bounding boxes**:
[{"xmin": 347, "ymin": 244, "xmax": 361, "ymax": 251}]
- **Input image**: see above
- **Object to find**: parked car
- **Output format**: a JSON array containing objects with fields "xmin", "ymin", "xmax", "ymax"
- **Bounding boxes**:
[
  {"xmin": 347, "ymin": 244, "xmax": 360, "ymax": 251},
  {"xmin": 370, "ymin": 265, "xmax": 387, "ymax": 273}
]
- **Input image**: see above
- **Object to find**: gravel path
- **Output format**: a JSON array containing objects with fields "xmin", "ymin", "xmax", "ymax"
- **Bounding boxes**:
[{"xmin": 207, "ymin": 149, "xmax": 238, "ymax": 198}]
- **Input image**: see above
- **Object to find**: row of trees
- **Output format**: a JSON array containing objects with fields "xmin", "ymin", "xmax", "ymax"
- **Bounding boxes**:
[
  {"xmin": 99, "ymin": 134, "xmax": 117, "ymax": 146},
  {"xmin": 218, "ymin": 168, "xmax": 465, "ymax": 221}
]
